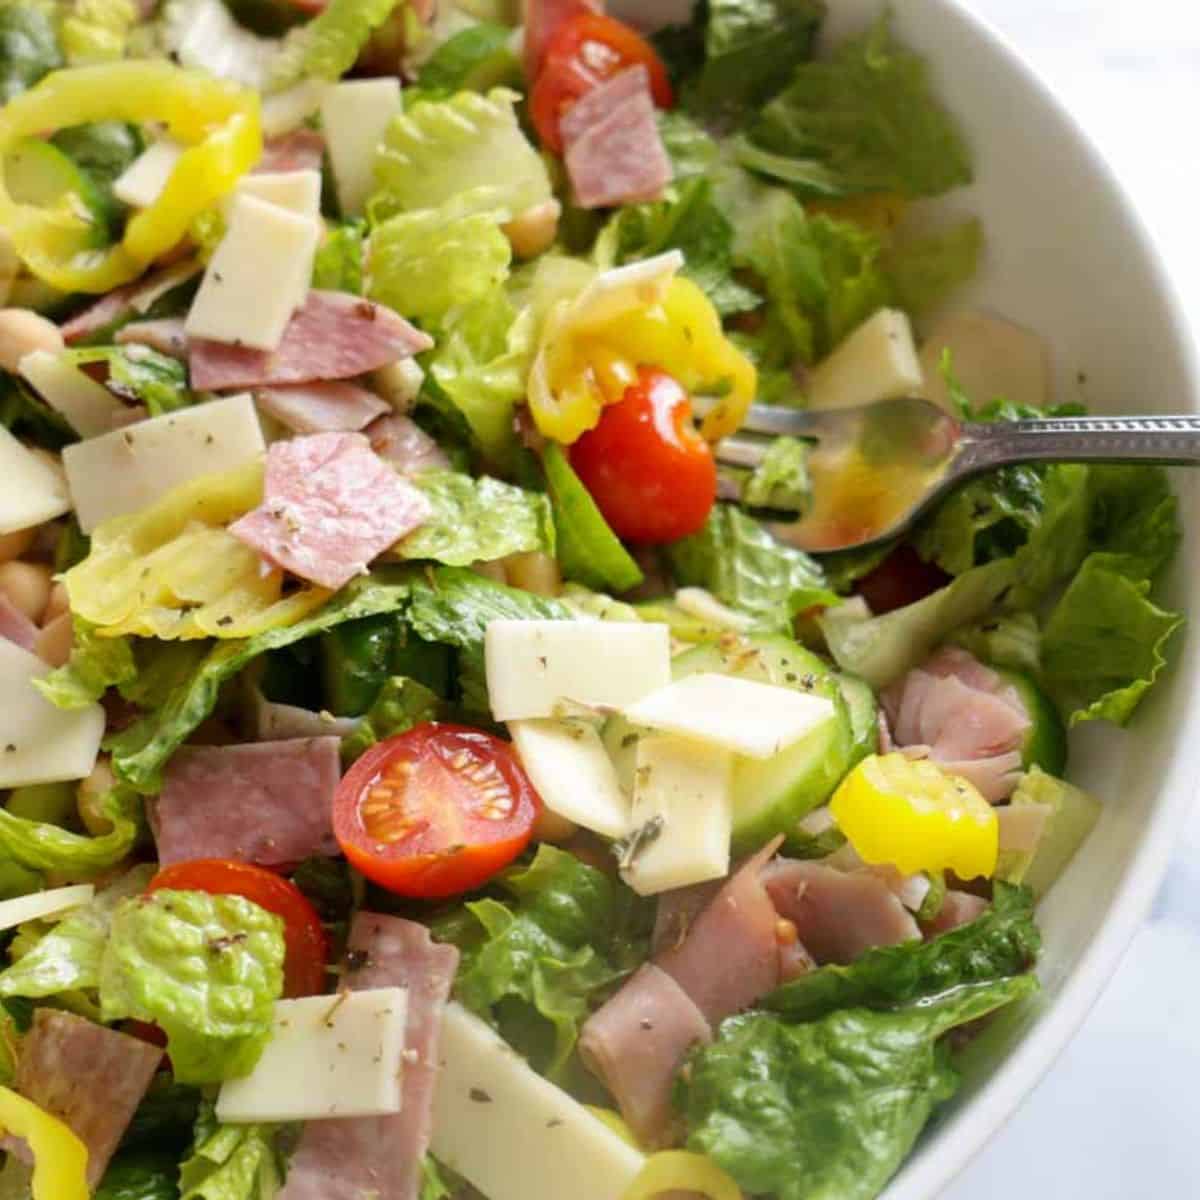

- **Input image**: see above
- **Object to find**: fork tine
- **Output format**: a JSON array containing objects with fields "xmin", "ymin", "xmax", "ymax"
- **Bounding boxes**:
[
  {"xmin": 714, "ymin": 431, "xmax": 776, "ymax": 472},
  {"xmin": 734, "ymin": 403, "xmax": 825, "ymax": 438}
]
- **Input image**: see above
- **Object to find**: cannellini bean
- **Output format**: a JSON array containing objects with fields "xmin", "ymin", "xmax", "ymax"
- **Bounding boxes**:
[
  {"xmin": 471, "ymin": 559, "xmax": 508, "ymax": 584},
  {"xmin": 33, "ymin": 610, "xmax": 73, "ymax": 667},
  {"xmin": 77, "ymin": 759, "xmax": 117, "ymax": 837},
  {"xmin": 532, "ymin": 806, "xmax": 579, "ymax": 845},
  {"xmin": 502, "ymin": 199, "xmax": 562, "ymax": 260},
  {"xmin": 0, "ymin": 561, "xmax": 52, "ymax": 622},
  {"xmin": 43, "ymin": 581, "xmax": 70, "ymax": 625},
  {"xmin": 0, "ymin": 308, "xmax": 64, "ymax": 373},
  {"xmin": 0, "ymin": 526, "xmax": 37, "ymax": 566},
  {"xmin": 504, "ymin": 550, "xmax": 561, "ymax": 597}
]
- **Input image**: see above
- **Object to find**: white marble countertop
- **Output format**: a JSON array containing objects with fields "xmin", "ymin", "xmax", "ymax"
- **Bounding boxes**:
[{"xmin": 943, "ymin": 3, "xmax": 1200, "ymax": 1195}]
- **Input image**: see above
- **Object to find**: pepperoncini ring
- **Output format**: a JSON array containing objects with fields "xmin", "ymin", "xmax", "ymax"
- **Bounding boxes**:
[
  {"xmin": 0, "ymin": 1086, "xmax": 89, "ymax": 1200},
  {"xmin": 0, "ymin": 62, "xmax": 262, "ymax": 293}
]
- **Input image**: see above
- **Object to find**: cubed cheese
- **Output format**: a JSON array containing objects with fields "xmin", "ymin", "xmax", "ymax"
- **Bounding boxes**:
[
  {"xmin": 321, "ymin": 79, "xmax": 402, "ymax": 217},
  {"xmin": 0, "ymin": 640, "xmax": 104, "ymax": 788},
  {"xmin": 431, "ymin": 1002, "xmax": 645, "ymax": 1200},
  {"xmin": 0, "ymin": 885, "xmax": 94, "ymax": 931},
  {"xmin": 509, "ymin": 718, "xmax": 631, "ymax": 839},
  {"xmin": 185, "ymin": 193, "xmax": 320, "ymax": 352},
  {"xmin": 18, "ymin": 350, "xmax": 124, "ymax": 438},
  {"xmin": 216, "ymin": 987, "xmax": 409, "ymax": 1123},
  {"xmin": 0, "ymin": 426, "xmax": 71, "ymax": 535},
  {"xmin": 226, "ymin": 170, "xmax": 322, "ymax": 222},
  {"xmin": 621, "ymin": 734, "xmax": 732, "ymax": 896},
  {"xmin": 484, "ymin": 620, "xmax": 670, "ymax": 722},
  {"xmin": 806, "ymin": 308, "xmax": 922, "ymax": 411},
  {"xmin": 112, "ymin": 139, "xmax": 184, "ymax": 208},
  {"xmin": 370, "ymin": 358, "xmax": 424, "ymax": 411},
  {"xmin": 260, "ymin": 79, "xmax": 330, "ymax": 138},
  {"xmin": 63, "ymin": 393, "xmax": 265, "ymax": 533},
  {"xmin": 623, "ymin": 673, "xmax": 837, "ymax": 759}
]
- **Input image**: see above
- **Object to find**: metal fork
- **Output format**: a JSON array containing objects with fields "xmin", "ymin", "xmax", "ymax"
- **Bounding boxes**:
[{"xmin": 716, "ymin": 397, "xmax": 1200, "ymax": 553}]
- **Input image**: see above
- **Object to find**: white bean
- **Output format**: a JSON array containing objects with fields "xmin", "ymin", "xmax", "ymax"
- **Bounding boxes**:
[
  {"xmin": 0, "ymin": 561, "xmax": 51, "ymax": 622},
  {"xmin": 0, "ymin": 308, "xmax": 64, "ymax": 373},
  {"xmin": 33, "ymin": 611, "xmax": 73, "ymax": 667},
  {"xmin": 77, "ymin": 759, "xmax": 116, "ymax": 837},
  {"xmin": 502, "ymin": 200, "xmax": 562, "ymax": 260},
  {"xmin": 43, "ymin": 581, "xmax": 70, "ymax": 626},
  {"xmin": 504, "ymin": 551, "xmax": 561, "ymax": 597}
]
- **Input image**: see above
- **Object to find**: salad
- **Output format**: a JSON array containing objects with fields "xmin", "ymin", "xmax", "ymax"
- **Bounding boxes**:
[{"xmin": 0, "ymin": 0, "xmax": 1184, "ymax": 1198}]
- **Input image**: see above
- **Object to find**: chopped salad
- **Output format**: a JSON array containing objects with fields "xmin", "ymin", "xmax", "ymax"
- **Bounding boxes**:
[{"xmin": 0, "ymin": 0, "xmax": 1184, "ymax": 1198}]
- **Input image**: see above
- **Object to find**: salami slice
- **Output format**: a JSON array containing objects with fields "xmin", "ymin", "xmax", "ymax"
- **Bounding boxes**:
[
  {"xmin": 189, "ymin": 291, "xmax": 432, "ymax": 392},
  {"xmin": 255, "ymin": 381, "xmax": 390, "ymax": 435},
  {"xmin": 229, "ymin": 432, "xmax": 432, "ymax": 589}
]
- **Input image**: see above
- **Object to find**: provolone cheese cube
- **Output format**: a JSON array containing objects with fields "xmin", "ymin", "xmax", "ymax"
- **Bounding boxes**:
[
  {"xmin": 623, "ymin": 673, "xmax": 837, "ymax": 759},
  {"xmin": 321, "ymin": 78, "xmax": 402, "ymax": 217},
  {"xmin": 63, "ymin": 393, "xmax": 265, "ymax": 532},
  {"xmin": 217, "ymin": 987, "xmax": 408, "ymax": 1123},
  {"xmin": 227, "ymin": 170, "xmax": 322, "ymax": 221},
  {"xmin": 185, "ymin": 193, "xmax": 320, "ymax": 351},
  {"xmin": 621, "ymin": 734, "xmax": 732, "ymax": 896},
  {"xmin": 0, "ymin": 885, "xmax": 94, "ymax": 932},
  {"xmin": 260, "ymin": 79, "xmax": 330, "ymax": 138},
  {"xmin": 484, "ymin": 620, "xmax": 670, "ymax": 722},
  {"xmin": 0, "ymin": 640, "xmax": 104, "ymax": 788},
  {"xmin": 19, "ymin": 350, "xmax": 124, "ymax": 438},
  {"xmin": 112, "ymin": 139, "xmax": 184, "ymax": 208},
  {"xmin": 509, "ymin": 719, "xmax": 631, "ymax": 839},
  {"xmin": 432, "ymin": 1003, "xmax": 645, "ymax": 1200},
  {"xmin": 0, "ymin": 426, "xmax": 71, "ymax": 535},
  {"xmin": 806, "ymin": 308, "xmax": 922, "ymax": 411}
]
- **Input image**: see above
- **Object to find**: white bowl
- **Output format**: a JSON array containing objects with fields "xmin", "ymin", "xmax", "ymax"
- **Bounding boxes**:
[{"xmin": 811, "ymin": 1, "xmax": 1200, "ymax": 1195}]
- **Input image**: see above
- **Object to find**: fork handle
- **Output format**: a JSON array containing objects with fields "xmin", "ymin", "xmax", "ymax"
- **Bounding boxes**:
[{"xmin": 960, "ymin": 414, "xmax": 1200, "ymax": 470}]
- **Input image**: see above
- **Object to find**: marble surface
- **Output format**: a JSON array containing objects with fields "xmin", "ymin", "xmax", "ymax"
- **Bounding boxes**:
[{"xmin": 942, "ymin": 3, "xmax": 1200, "ymax": 1196}]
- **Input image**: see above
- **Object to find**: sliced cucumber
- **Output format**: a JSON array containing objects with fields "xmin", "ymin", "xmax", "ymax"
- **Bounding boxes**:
[
  {"xmin": 4, "ymin": 138, "xmax": 111, "ymax": 249},
  {"xmin": 991, "ymin": 666, "xmax": 1067, "ymax": 777},
  {"xmin": 835, "ymin": 672, "xmax": 878, "ymax": 769}
]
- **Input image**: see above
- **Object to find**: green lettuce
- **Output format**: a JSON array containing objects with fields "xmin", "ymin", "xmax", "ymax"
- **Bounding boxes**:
[
  {"xmin": 68, "ymin": 346, "xmax": 193, "ymax": 416},
  {"xmin": 179, "ymin": 1103, "xmax": 284, "ymax": 1200},
  {"xmin": 397, "ymin": 470, "xmax": 554, "ymax": 566},
  {"xmin": 432, "ymin": 845, "xmax": 650, "ymax": 1078},
  {"xmin": 341, "ymin": 675, "xmax": 442, "ymax": 765},
  {"xmin": 100, "ymin": 890, "xmax": 285, "ymax": 1085},
  {"xmin": 741, "ymin": 13, "xmax": 972, "ymax": 199},
  {"xmin": 680, "ymin": 975, "xmax": 1036, "ymax": 1200},
  {"xmin": 120, "ymin": 1077, "xmax": 204, "ymax": 1154},
  {"xmin": 311, "ymin": 219, "xmax": 365, "ymax": 294},
  {"xmin": 412, "ymin": 22, "xmax": 520, "ymax": 98},
  {"xmin": 0, "ymin": 782, "xmax": 142, "ymax": 875},
  {"xmin": 542, "ymin": 443, "xmax": 644, "ymax": 594},
  {"xmin": 95, "ymin": 1150, "xmax": 180, "ymax": 1200},
  {"xmin": 883, "ymin": 217, "xmax": 983, "ymax": 317},
  {"xmin": 269, "ymin": 0, "xmax": 398, "ymax": 89},
  {"xmin": 764, "ymin": 883, "xmax": 1039, "ymax": 1022},
  {"xmin": 666, "ymin": 504, "xmax": 837, "ymax": 634},
  {"xmin": 742, "ymin": 435, "xmax": 811, "ymax": 512},
  {"xmin": 952, "ymin": 611, "xmax": 1042, "ymax": 677},
  {"xmin": 0, "ymin": 373, "xmax": 76, "ymax": 450},
  {"xmin": 0, "ymin": 4, "xmax": 61, "ymax": 103},
  {"xmin": 34, "ymin": 620, "xmax": 137, "ymax": 709},
  {"xmin": 419, "ymin": 1156, "xmax": 454, "ymax": 1200}
]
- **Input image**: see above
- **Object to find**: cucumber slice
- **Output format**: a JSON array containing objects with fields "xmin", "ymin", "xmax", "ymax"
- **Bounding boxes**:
[
  {"xmin": 992, "ymin": 666, "xmax": 1067, "ymax": 777},
  {"xmin": 835, "ymin": 672, "xmax": 878, "ymax": 768},
  {"xmin": 4, "ymin": 138, "xmax": 111, "ymax": 249}
]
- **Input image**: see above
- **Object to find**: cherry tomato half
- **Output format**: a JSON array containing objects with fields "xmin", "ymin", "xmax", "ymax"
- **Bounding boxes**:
[
  {"xmin": 530, "ymin": 13, "xmax": 673, "ymax": 154},
  {"xmin": 146, "ymin": 860, "xmax": 328, "ymax": 998},
  {"xmin": 569, "ymin": 366, "xmax": 717, "ymax": 545},
  {"xmin": 854, "ymin": 544, "xmax": 952, "ymax": 615},
  {"xmin": 333, "ymin": 723, "xmax": 540, "ymax": 900}
]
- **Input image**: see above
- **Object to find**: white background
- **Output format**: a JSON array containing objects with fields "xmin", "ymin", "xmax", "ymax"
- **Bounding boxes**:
[{"xmin": 945, "ymin": 3, "xmax": 1200, "ymax": 1195}]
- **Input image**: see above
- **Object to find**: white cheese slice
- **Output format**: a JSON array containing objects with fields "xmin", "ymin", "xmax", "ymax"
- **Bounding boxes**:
[
  {"xmin": 0, "ymin": 885, "xmax": 95, "ymax": 932},
  {"xmin": 431, "ymin": 1002, "xmax": 645, "ymax": 1200},
  {"xmin": 129, "ymin": 259, "xmax": 202, "ymax": 315},
  {"xmin": 0, "ymin": 426, "xmax": 71, "ymax": 535},
  {"xmin": 806, "ymin": 308, "xmax": 922, "ymax": 411},
  {"xmin": 623, "ymin": 673, "xmax": 837, "ymax": 759},
  {"xmin": 484, "ymin": 620, "xmax": 670, "ymax": 722},
  {"xmin": 570, "ymin": 249, "xmax": 683, "ymax": 333},
  {"xmin": 112, "ymin": 139, "xmax": 184, "ymax": 209},
  {"xmin": 0, "ymin": 640, "xmax": 104, "ymax": 788},
  {"xmin": 260, "ymin": 79, "xmax": 330, "ymax": 138},
  {"xmin": 63, "ymin": 393, "xmax": 265, "ymax": 533},
  {"xmin": 217, "ymin": 987, "xmax": 408, "ymax": 1123},
  {"xmin": 18, "ymin": 350, "xmax": 124, "ymax": 438},
  {"xmin": 621, "ymin": 734, "xmax": 732, "ymax": 896},
  {"xmin": 185, "ymin": 193, "xmax": 320, "ymax": 352},
  {"xmin": 321, "ymin": 78, "xmax": 402, "ymax": 217},
  {"xmin": 509, "ymin": 718, "xmax": 631, "ymax": 839},
  {"xmin": 226, "ymin": 170, "xmax": 322, "ymax": 222}
]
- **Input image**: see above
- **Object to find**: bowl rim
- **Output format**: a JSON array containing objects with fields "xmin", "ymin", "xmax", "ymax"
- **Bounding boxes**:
[{"xmin": 878, "ymin": 4, "xmax": 1200, "ymax": 1197}]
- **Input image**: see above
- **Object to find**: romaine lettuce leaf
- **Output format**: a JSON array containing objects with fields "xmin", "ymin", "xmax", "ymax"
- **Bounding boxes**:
[
  {"xmin": 742, "ymin": 435, "xmax": 811, "ymax": 512},
  {"xmin": 341, "ymin": 675, "xmax": 442, "ymax": 765},
  {"xmin": 35, "ymin": 619, "xmax": 136, "ymax": 709},
  {"xmin": 741, "ymin": 13, "xmax": 972, "ymax": 199},
  {"xmin": 0, "ymin": 373, "xmax": 76, "ymax": 450},
  {"xmin": 542, "ymin": 443, "xmax": 644, "ymax": 594},
  {"xmin": 0, "ymin": 4, "xmax": 62, "ymax": 103},
  {"xmin": 100, "ymin": 890, "xmax": 285, "ymax": 1085},
  {"xmin": 396, "ymin": 470, "xmax": 554, "ymax": 567},
  {"xmin": 951, "ymin": 611, "xmax": 1042, "ymax": 677},
  {"xmin": 679, "ymin": 975, "xmax": 1036, "ymax": 1200},
  {"xmin": 95, "ymin": 1150, "xmax": 179, "ymax": 1200},
  {"xmin": 412, "ymin": 22, "xmax": 520, "ymax": 98},
  {"xmin": 883, "ymin": 217, "xmax": 983, "ymax": 317},
  {"xmin": 666, "ymin": 504, "xmax": 837, "ymax": 634},
  {"xmin": 59, "ymin": 0, "xmax": 138, "ymax": 64},
  {"xmin": 179, "ymin": 1104, "xmax": 284, "ymax": 1200},
  {"xmin": 311, "ymin": 219, "xmax": 365, "ymax": 294},
  {"xmin": 269, "ymin": 0, "xmax": 398, "ymax": 89}
]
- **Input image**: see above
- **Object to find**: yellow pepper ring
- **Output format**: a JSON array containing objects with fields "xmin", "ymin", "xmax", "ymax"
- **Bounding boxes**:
[
  {"xmin": 0, "ymin": 1086, "xmax": 89, "ymax": 1200},
  {"xmin": 0, "ymin": 61, "xmax": 262, "ymax": 293}
]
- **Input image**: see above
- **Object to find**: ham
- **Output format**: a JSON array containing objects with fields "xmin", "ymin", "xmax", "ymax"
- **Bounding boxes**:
[
  {"xmin": 278, "ymin": 913, "xmax": 459, "ymax": 1200},
  {"xmin": 257, "ymin": 128, "xmax": 326, "ymax": 175},
  {"xmin": 255, "ymin": 382, "xmax": 391, "ymax": 435},
  {"xmin": 0, "ymin": 594, "xmax": 37, "ymax": 651},
  {"xmin": 365, "ymin": 414, "xmax": 451, "ymax": 474},
  {"xmin": 6, "ymin": 1010, "xmax": 162, "ymax": 1188},
  {"xmin": 651, "ymin": 878, "xmax": 723, "ymax": 955},
  {"xmin": 149, "ymin": 737, "xmax": 341, "ymax": 868},
  {"xmin": 116, "ymin": 317, "xmax": 189, "ymax": 360},
  {"xmin": 579, "ymin": 964, "xmax": 711, "ymax": 1147},
  {"xmin": 250, "ymin": 687, "xmax": 359, "ymax": 741},
  {"xmin": 562, "ymin": 66, "xmax": 672, "ymax": 208},
  {"xmin": 61, "ymin": 286, "xmax": 137, "ymax": 344},
  {"xmin": 229, "ymin": 432, "xmax": 432, "ymax": 589},
  {"xmin": 188, "ymin": 291, "xmax": 432, "ymax": 392},
  {"xmin": 882, "ymin": 645, "xmax": 1032, "ymax": 803},
  {"xmin": 524, "ymin": 0, "xmax": 602, "ymax": 79},
  {"xmin": 921, "ymin": 890, "xmax": 989, "ymax": 937}
]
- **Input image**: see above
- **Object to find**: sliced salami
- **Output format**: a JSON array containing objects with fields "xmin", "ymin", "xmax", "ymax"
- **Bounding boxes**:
[
  {"xmin": 278, "ymin": 913, "xmax": 459, "ymax": 1200},
  {"xmin": 229, "ymin": 432, "xmax": 432, "ymax": 589},
  {"xmin": 255, "ymin": 381, "xmax": 391, "ymax": 435},
  {"xmin": 148, "ymin": 737, "xmax": 342, "ymax": 868},
  {"xmin": 257, "ymin": 128, "xmax": 326, "ymax": 175},
  {"xmin": 189, "ymin": 291, "xmax": 432, "ymax": 392},
  {"xmin": 365, "ymin": 413, "xmax": 451, "ymax": 474}
]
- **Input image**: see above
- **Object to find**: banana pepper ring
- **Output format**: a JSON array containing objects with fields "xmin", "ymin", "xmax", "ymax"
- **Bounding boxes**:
[
  {"xmin": 0, "ymin": 1085, "xmax": 89, "ymax": 1200},
  {"xmin": 0, "ymin": 61, "xmax": 262, "ymax": 293}
]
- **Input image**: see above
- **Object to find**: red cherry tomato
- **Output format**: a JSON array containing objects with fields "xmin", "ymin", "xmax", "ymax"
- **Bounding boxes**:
[
  {"xmin": 530, "ymin": 13, "xmax": 673, "ymax": 154},
  {"xmin": 333, "ymin": 723, "xmax": 540, "ymax": 900},
  {"xmin": 569, "ymin": 366, "xmax": 717, "ymax": 545},
  {"xmin": 854, "ymin": 544, "xmax": 952, "ymax": 615},
  {"xmin": 147, "ymin": 860, "xmax": 328, "ymax": 998}
]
